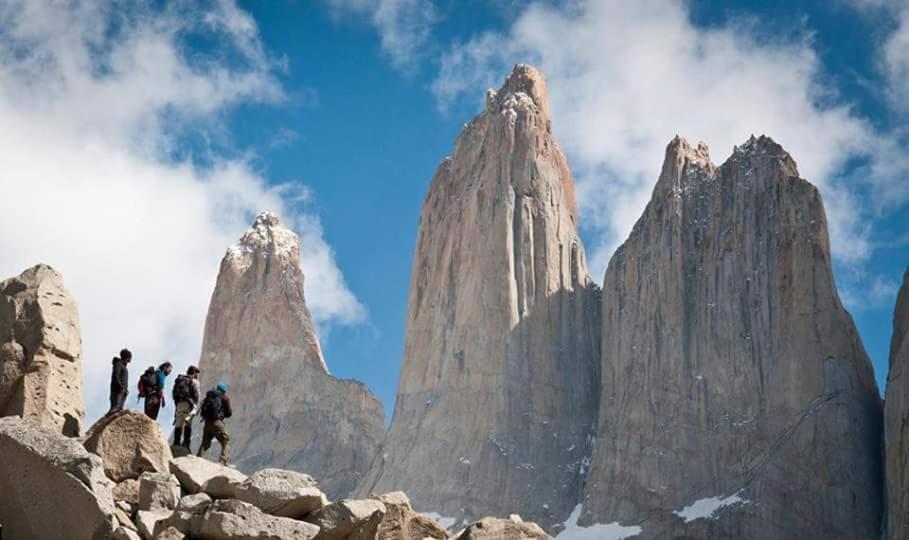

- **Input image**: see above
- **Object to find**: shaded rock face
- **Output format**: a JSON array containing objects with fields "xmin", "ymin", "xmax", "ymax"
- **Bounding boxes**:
[
  {"xmin": 199, "ymin": 212, "xmax": 385, "ymax": 498},
  {"xmin": 0, "ymin": 264, "xmax": 83, "ymax": 436},
  {"xmin": 886, "ymin": 267, "xmax": 909, "ymax": 540},
  {"xmin": 359, "ymin": 65, "xmax": 601, "ymax": 528},
  {"xmin": 582, "ymin": 136, "xmax": 883, "ymax": 538}
]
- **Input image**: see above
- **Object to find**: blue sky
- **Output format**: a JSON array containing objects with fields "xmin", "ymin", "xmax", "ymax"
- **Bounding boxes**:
[{"xmin": 0, "ymin": 0, "xmax": 906, "ymax": 423}]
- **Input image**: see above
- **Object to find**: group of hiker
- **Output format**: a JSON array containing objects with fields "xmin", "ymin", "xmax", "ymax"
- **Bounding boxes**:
[{"xmin": 105, "ymin": 348, "xmax": 233, "ymax": 465}]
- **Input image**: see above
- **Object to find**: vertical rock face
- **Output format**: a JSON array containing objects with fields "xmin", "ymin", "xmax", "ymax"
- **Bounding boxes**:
[
  {"xmin": 199, "ymin": 212, "xmax": 385, "ymax": 499},
  {"xmin": 0, "ymin": 264, "xmax": 84, "ymax": 436},
  {"xmin": 359, "ymin": 65, "xmax": 601, "ymax": 528},
  {"xmin": 886, "ymin": 267, "xmax": 909, "ymax": 540},
  {"xmin": 582, "ymin": 136, "xmax": 883, "ymax": 538}
]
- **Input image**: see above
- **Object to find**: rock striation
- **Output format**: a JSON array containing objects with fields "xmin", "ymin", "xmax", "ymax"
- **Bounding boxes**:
[
  {"xmin": 359, "ymin": 64, "xmax": 601, "ymax": 528},
  {"xmin": 886, "ymin": 266, "xmax": 909, "ymax": 540},
  {"xmin": 581, "ymin": 136, "xmax": 883, "ymax": 538},
  {"xmin": 199, "ymin": 211, "xmax": 385, "ymax": 499},
  {"xmin": 0, "ymin": 264, "xmax": 84, "ymax": 436}
]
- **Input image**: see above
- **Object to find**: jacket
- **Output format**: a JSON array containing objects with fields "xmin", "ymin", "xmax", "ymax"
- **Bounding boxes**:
[{"xmin": 110, "ymin": 358, "xmax": 128, "ymax": 394}]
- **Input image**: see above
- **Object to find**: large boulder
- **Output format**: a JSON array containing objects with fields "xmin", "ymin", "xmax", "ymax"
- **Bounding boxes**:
[
  {"xmin": 135, "ymin": 509, "xmax": 171, "ymax": 540},
  {"xmin": 84, "ymin": 410, "xmax": 173, "ymax": 482},
  {"xmin": 370, "ymin": 491, "xmax": 448, "ymax": 540},
  {"xmin": 235, "ymin": 468, "xmax": 327, "ymax": 518},
  {"xmin": 306, "ymin": 499, "xmax": 386, "ymax": 540},
  {"xmin": 0, "ymin": 264, "xmax": 85, "ymax": 436},
  {"xmin": 113, "ymin": 478, "xmax": 141, "ymax": 505},
  {"xmin": 170, "ymin": 455, "xmax": 247, "ymax": 498},
  {"xmin": 178, "ymin": 492, "xmax": 213, "ymax": 513},
  {"xmin": 200, "ymin": 499, "xmax": 320, "ymax": 540},
  {"xmin": 455, "ymin": 516, "xmax": 551, "ymax": 540},
  {"xmin": 138, "ymin": 471, "xmax": 181, "ymax": 512},
  {"xmin": 0, "ymin": 416, "xmax": 116, "ymax": 539}
]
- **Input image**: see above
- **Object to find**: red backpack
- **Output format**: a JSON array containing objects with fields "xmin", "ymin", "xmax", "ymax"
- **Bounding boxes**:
[{"xmin": 137, "ymin": 367, "xmax": 157, "ymax": 397}]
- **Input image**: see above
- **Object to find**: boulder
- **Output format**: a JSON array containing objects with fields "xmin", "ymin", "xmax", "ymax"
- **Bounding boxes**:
[
  {"xmin": 200, "ymin": 499, "xmax": 320, "ymax": 540},
  {"xmin": 138, "ymin": 471, "xmax": 181, "ymax": 512},
  {"xmin": 235, "ymin": 468, "xmax": 327, "ymax": 518},
  {"xmin": 0, "ymin": 264, "xmax": 85, "ymax": 436},
  {"xmin": 370, "ymin": 491, "xmax": 448, "ymax": 540},
  {"xmin": 455, "ymin": 516, "xmax": 551, "ymax": 540},
  {"xmin": 177, "ymin": 492, "xmax": 213, "ymax": 513},
  {"xmin": 0, "ymin": 416, "xmax": 116, "ymax": 539},
  {"xmin": 114, "ymin": 505, "xmax": 137, "ymax": 532},
  {"xmin": 83, "ymin": 410, "xmax": 173, "ymax": 482},
  {"xmin": 113, "ymin": 527, "xmax": 142, "ymax": 540},
  {"xmin": 169, "ymin": 455, "xmax": 247, "ymax": 498},
  {"xmin": 156, "ymin": 526, "xmax": 187, "ymax": 540},
  {"xmin": 153, "ymin": 510, "xmax": 204, "ymax": 539},
  {"xmin": 135, "ymin": 509, "xmax": 170, "ymax": 540},
  {"xmin": 307, "ymin": 499, "xmax": 386, "ymax": 540},
  {"xmin": 113, "ymin": 478, "xmax": 140, "ymax": 505}
]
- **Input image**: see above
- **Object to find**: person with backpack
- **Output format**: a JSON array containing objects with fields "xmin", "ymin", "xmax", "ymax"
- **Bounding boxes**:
[
  {"xmin": 197, "ymin": 383, "xmax": 232, "ymax": 465},
  {"xmin": 171, "ymin": 365, "xmax": 201, "ymax": 448},
  {"xmin": 139, "ymin": 362, "xmax": 173, "ymax": 420},
  {"xmin": 106, "ymin": 348, "xmax": 132, "ymax": 415}
]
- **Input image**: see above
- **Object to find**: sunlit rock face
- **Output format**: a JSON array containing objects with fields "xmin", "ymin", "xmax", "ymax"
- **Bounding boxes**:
[
  {"xmin": 581, "ymin": 136, "xmax": 883, "ymax": 539},
  {"xmin": 359, "ymin": 65, "xmax": 602, "ymax": 530},
  {"xmin": 199, "ymin": 212, "xmax": 385, "ymax": 499}
]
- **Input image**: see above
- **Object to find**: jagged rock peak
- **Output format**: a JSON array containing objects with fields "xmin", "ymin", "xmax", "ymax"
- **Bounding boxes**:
[
  {"xmin": 885, "ymin": 267, "xmax": 909, "ymax": 539},
  {"xmin": 227, "ymin": 211, "xmax": 298, "ymax": 261},
  {"xmin": 485, "ymin": 64, "xmax": 551, "ymax": 119}
]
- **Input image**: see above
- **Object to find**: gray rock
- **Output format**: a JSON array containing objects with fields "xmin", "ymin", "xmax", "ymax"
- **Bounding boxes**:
[
  {"xmin": 582, "ymin": 136, "xmax": 883, "ymax": 538},
  {"xmin": 135, "ymin": 509, "xmax": 170, "ymax": 540},
  {"xmin": 113, "ymin": 527, "xmax": 142, "ymax": 540},
  {"xmin": 155, "ymin": 526, "xmax": 186, "ymax": 540},
  {"xmin": 358, "ymin": 64, "xmax": 601, "ymax": 530},
  {"xmin": 0, "ymin": 264, "xmax": 84, "ymax": 436},
  {"xmin": 200, "ymin": 499, "xmax": 320, "ymax": 540},
  {"xmin": 177, "ymin": 492, "xmax": 212, "ymax": 513},
  {"xmin": 84, "ymin": 410, "xmax": 173, "ymax": 482},
  {"xmin": 138, "ymin": 471, "xmax": 181, "ymax": 512},
  {"xmin": 886, "ymin": 267, "xmax": 909, "ymax": 540},
  {"xmin": 169, "ymin": 455, "xmax": 246, "ymax": 497},
  {"xmin": 0, "ymin": 416, "xmax": 116, "ymax": 539},
  {"xmin": 153, "ymin": 510, "xmax": 203, "ymax": 539},
  {"xmin": 306, "ymin": 499, "xmax": 386, "ymax": 540},
  {"xmin": 370, "ymin": 491, "xmax": 448, "ymax": 540},
  {"xmin": 113, "ymin": 478, "xmax": 140, "ymax": 505},
  {"xmin": 198, "ymin": 212, "xmax": 385, "ymax": 498},
  {"xmin": 235, "ymin": 467, "xmax": 327, "ymax": 518},
  {"xmin": 455, "ymin": 516, "xmax": 551, "ymax": 540}
]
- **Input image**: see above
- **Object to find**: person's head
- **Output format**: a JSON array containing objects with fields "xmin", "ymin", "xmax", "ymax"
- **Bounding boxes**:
[
  {"xmin": 216, "ymin": 383, "xmax": 228, "ymax": 394},
  {"xmin": 119, "ymin": 348, "xmax": 132, "ymax": 363},
  {"xmin": 187, "ymin": 365, "xmax": 200, "ymax": 378},
  {"xmin": 159, "ymin": 362, "xmax": 173, "ymax": 375}
]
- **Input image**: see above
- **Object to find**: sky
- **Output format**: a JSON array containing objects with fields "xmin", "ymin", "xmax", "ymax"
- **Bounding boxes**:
[{"xmin": 0, "ymin": 0, "xmax": 907, "ymax": 425}]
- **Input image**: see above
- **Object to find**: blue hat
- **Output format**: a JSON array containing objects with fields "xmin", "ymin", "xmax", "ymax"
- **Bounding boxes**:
[{"xmin": 217, "ymin": 383, "xmax": 228, "ymax": 393}]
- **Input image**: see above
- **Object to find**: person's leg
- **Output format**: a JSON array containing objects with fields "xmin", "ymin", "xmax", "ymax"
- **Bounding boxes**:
[
  {"xmin": 107, "ymin": 391, "xmax": 125, "ymax": 415},
  {"xmin": 182, "ymin": 424, "xmax": 192, "ymax": 448},
  {"xmin": 197, "ymin": 422, "xmax": 214, "ymax": 457},
  {"xmin": 173, "ymin": 426, "xmax": 183, "ymax": 446},
  {"xmin": 213, "ymin": 420, "xmax": 230, "ymax": 465}
]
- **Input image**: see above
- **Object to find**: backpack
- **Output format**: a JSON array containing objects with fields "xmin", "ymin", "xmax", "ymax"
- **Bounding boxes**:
[
  {"xmin": 200, "ymin": 390, "xmax": 224, "ymax": 422},
  {"xmin": 137, "ymin": 367, "xmax": 157, "ymax": 397},
  {"xmin": 172, "ymin": 375, "xmax": 193, "ymax": 403}
]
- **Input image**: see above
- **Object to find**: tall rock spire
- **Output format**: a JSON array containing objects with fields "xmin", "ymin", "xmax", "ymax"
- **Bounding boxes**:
[
  {"xmin": 358, "ymin": 65, "xmax": 601, "ymax": 529},
  {"xmin": 885, "ymin": 267, "xmax": 909, "ymax": 539},
  {"xmin": 582, "ymin": 136, "xmax": 883, "ymax": 538},
  {"xmin": 199, "ymin": 211, "xmax": 385, "ymax": 499}
]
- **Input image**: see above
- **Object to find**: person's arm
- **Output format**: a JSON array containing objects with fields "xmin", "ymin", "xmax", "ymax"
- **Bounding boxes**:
[
  {"xmin": 116, "ymin": 365, "xmax": 128, "ymax": 394},
  {"xmin": 223, "ymin": 395, "xmax": 233, "ymax": 419},
  {"xmin": 192, "ymin": 380, "xmax": 200, "ymax": 404}
]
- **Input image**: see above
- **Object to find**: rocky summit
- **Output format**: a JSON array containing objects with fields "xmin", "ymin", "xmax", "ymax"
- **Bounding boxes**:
[
  {"xmin": 358, "ymin": 64, "xmax": 601, "ymax": 529},
  {"xmin": 0, "ymin": 264, "xmax": 84, "ymax": 436},
  {"xmin": 198, "ymin": 211, "xmax": 385, "ymax": 499},
  {"xmin": 581, "ymin": 136, "xmax": 883, "ymax": 538},
  {"xmin": 885, "ymin": 266, "xmax": 909, "ymax": 540}
]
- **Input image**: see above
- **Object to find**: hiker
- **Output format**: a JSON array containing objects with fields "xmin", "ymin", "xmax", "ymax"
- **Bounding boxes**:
[
  {"xmin": 197, "ymin": 383, "xmax": 232, "ymax": 465},
  {"xmin": 106, "ymin": 348, "xmax": 132, "ymax": 415},
  {"xmin": 172, "ymin": 365, "xmax": 201, "ymax": 448},
  {"xmin": 139, "ymin": 361, "xmax": 173, "ymax": 420}
]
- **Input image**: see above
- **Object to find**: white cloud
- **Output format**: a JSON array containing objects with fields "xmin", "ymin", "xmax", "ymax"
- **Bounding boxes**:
[
  {"xmin": 0, "ymin": 0, "xmax": 364, "ymax": 425},
  {"xmin": 433, "ymin": 0, "xmax": 908, "ymax": 276},
  {"xmin": 325, "ymin": 0, "xmax": 437, "ymax": 68}
]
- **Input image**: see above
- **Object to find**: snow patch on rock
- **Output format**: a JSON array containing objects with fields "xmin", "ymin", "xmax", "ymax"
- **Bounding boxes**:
[
  {"xmin": 556, "ymin": 505, "xmax": 641, "ymax": 540},
  {"xmin": 673, "ymin": 491, "xmax": 749, "ymax": 523}
]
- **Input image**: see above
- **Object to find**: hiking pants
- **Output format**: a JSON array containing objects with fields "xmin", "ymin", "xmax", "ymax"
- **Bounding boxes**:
[
  {"xmin": 172, "ymin": 401, "xmax": 194, "ymax": 448},
  {"xmin": 107, "ymin": 391, "xmax": 126, "ymax": 415},
  {"xmin": 198, "ymin": 420, "xmax": 230, "ymax": 465},
  {"xmin": 144, "ymin": 394, "xmax": 162, "ymax": 420}
]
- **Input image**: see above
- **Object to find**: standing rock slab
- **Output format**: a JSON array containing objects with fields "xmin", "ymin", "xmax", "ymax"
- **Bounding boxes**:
[
  {"xmin": 200, "ymin": 499, "xmax": 320, "ymax": 540},
  {"xmin": 170, "ymin": 455, "xmax": 247, "ymax": 498},
  {"xmin": 886, "ymin": 266, "xmax": 909, "ymax": 540},
  {"xmin": 84, "ymin": 410, "xmax": 173, "ymax": 482},
  {"xmin": 0, "ymin": 416, "xmax": 116, "ymax": 539},
  {"xmin": 135, "ymin": 509, "xmax": 171, "ymax": 540},
  {"xmin": 456, "ymin": 516, "xmax": 551, "ymax": 540},
  {"xmin": 0, "ymin": 264, "xmax": 85, "ymax": 436},
  {"xmin": 370, "ymin": 491, "xmax": 448, "ymax": 540},
  {"xmin": 306, "ymin": 499, "xmax": 386, "ymax": 540},
  {"xmin": 198, "ymin": 212, "xmax": 385, "ymax": 498},
  {"xmin": 138, "ymin": 471, "xmax": 181, "ymax": 512},
  {"xmin": 235, "ymin": 467, "xmax": 328, "ymax": 518},
  {"xmin": 358, "ymin": 64, "xmax": 601, "ymax": 529}
]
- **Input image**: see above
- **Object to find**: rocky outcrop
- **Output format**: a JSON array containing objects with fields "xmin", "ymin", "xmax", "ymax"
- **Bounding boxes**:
[
  {"xmin": 369, "ymin": 491, "xmax": 448, "ymax": 540},
  {"xmin": 305, "ymin": 499, "xmax": 386, "ymax": 540},
  {"xmin": 199, "ymin": 211, "xmax": 385, "ymax": 498},
  {"xmin": 236, "ymin": 468, "xmax": 328, "ymax": 519},
  {"xmin": 84, "ymin": 410, "xmax": 173, "ymax": 482},
  {"xmin": 0, "ymin": 415, "xmax": 117, "ymax": 538},
  {"xmin": 201, "ymin": 499, "xmax": 321, "ymax": 540},
  {"xmin": 581, "ymin": 136, "xmax": 883, "ymax": 538},
  {"xmin": 169, "ymin": 455, "xmax": 247, "ymax": 498},
  {"xmin": 455, "ymin": 516, "xmax": 551, "ymax": 540},
  {"xmin": 0, "ymin": 264, "xmax": 84, "ymax": 436},
  {"xmin": 886, "ymin": 267, "xmax": 909, "ymax": 540},
  {"xmin": 359, "ymin": 64, "xmax": 601, "ymax": 529}
]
